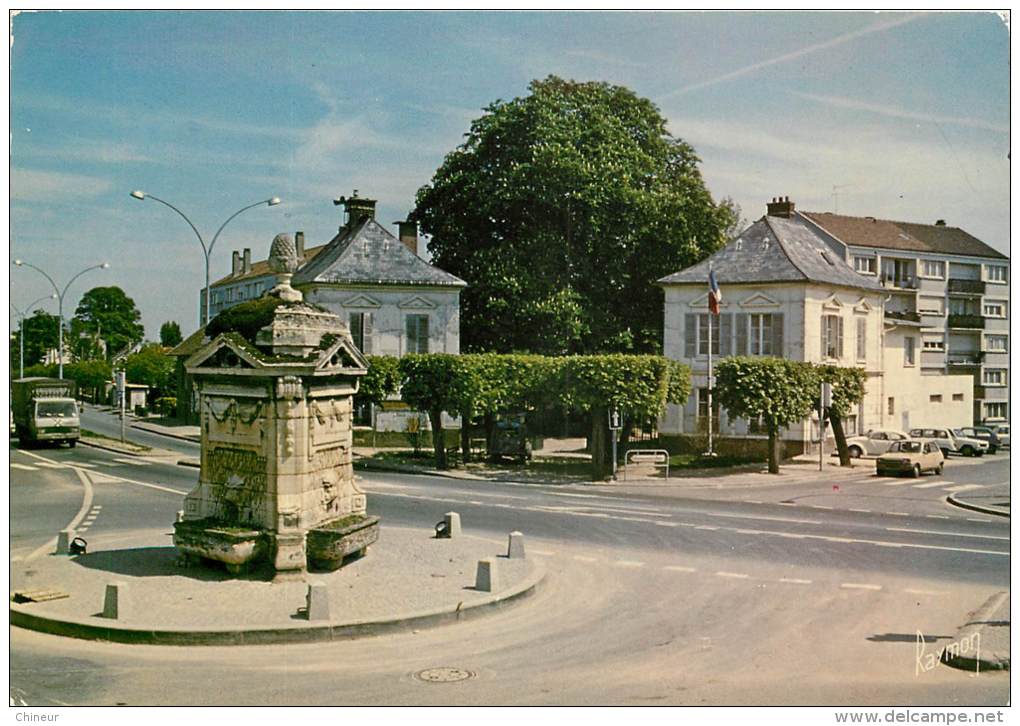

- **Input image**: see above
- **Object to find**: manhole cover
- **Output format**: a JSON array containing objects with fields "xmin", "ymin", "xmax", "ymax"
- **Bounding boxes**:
[{"xmin": 414, "ymin": 667, "xmax": 474, "ymax": 683}]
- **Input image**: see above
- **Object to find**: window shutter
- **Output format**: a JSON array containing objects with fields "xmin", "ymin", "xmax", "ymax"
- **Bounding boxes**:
[
  {"xmin": 420, "ymin": 316, "xmax": 430, "ymax": 354},
  {"xmin": 821, "ymin": 316, "xmax": 828, "ymax": 358},
  {"xmin": 837, "ymin": 317, "xmax": 844, "ymax": 358},
  {"xmin": 735, "ymin": 313, "xmax": 748, "ymax": 356},
  {"xmin": 719, "ymin": 314, "xmax": 732, "ymax": 356},
  {"xmin": 771, "ymin": 314, "xmax": 783, "ymax": 356},
  {"xmin": 362, "ymin": 312, "xmax": 373, "ymax": 354},
  {"xmin": 405, "ymin": 316, "xmax": 415, "ymax": 354},
  {"xmin": 684, "ymin": 314, "xmax": 696, "ymax": 359}
]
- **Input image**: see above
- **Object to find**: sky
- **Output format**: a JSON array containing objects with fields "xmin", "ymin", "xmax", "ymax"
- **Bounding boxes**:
[{"xmin": 8, "ymin": 10, "xmax": 1010, "ymax": 341}]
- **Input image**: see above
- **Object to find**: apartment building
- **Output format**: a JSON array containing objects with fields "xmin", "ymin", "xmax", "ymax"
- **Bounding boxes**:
[{"xmin": 797, "ymin": 205, "xmax": 1009, "ymax": 425}]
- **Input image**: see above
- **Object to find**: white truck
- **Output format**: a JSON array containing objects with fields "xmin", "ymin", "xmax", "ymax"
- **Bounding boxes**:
[{"xmin": 12, "ymin": 377, "xmax": 80, "ymax": 447}]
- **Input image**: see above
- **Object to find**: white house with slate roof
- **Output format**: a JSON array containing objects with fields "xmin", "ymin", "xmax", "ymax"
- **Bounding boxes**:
[{"xmin": 658, "ymin": 197, "xmax": 972, "ymax": 457}]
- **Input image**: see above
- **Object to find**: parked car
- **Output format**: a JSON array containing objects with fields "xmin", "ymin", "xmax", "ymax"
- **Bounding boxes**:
[
  {"xmin": 989, "ymin": 424, "xmax": 1010, "ymax": 448},
  {"xmin": 841, "ymin": 429, "xmax": 910, "ymax": 458},
  {"xmin": 876, "ymin": 439, "xmax": 945, "ymax": 477},
  {"xmin": 908, "ymin": 428, "xmax": 987, "ymax": 457},
  {"xmin": 955, "ymin": 426, "xmax": 1001, "ymax": 454}
]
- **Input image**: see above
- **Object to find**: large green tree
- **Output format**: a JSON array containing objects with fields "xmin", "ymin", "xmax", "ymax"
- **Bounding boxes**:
[
  {"xmin": 124, "ymin": 344, "xmax": 174, "ymax": 399},
  {"xmin": 160, "ymin": 321, "xmax": 183, "ymax": 348},
  {"xmin": 414, "ymin": 75, "xmax": 736, "ymax": 355},
  {"xmin": 72, "ymin": 286, "xmax": 144, "ymax": 357},
  {"xmin": 816, "ymin": 365, "xmax": 868, "ymax": 467},
  {"xmin": 11, "ymin": 310, "xmax": 60, "ymax": 371}
]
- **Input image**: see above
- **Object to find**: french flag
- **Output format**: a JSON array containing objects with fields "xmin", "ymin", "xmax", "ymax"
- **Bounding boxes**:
[{"xmin": 708, "ymin": 269, "xmax": 722, "ymax": 315}]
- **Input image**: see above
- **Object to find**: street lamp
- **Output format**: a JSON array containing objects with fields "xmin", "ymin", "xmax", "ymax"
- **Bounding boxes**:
[
  {"xmin": 129, "ymin": 191, "xmax": 282, "ymax": 326},
  {"xmin": 11, "ymin": 293, "xmax": 58, "ymax": 379},
  {"xmin": 12, "ymin": 260, "xmax": 110, "ymax": 379}
]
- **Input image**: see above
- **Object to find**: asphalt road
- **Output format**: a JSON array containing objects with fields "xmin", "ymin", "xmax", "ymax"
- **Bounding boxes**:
[{"xmin": 8, "ymin": 436, "xmax": 1011, "ymax": 706}]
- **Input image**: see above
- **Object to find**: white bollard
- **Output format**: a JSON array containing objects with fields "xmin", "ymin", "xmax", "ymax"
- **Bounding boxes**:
[
  {"xmin": 507, "ymin": 531, "xmax": 526, "ymax": 559},
  {"xmin": 56, "ymin": 528, "xmax": 75, "ymax": 555},
  {"xmin": 444, "ymin": 512, "xmax": 462, "ymax": 537},
  {"xmin": 305, "ymin": 584, "xmax": 330, "ymax": 621},
  {"xmin": 475, "ymin": 558, "xmax": 500, "ymax": 592},
  {"xmin": 103, "ymin": 581, "xmax": 128, "ymax": 619}
]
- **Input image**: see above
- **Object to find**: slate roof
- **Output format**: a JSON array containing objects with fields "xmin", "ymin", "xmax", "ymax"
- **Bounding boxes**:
[
  {"xmin": 292, "ymin": 218, "xmax": 466, "ymax": 288},
  {"xmin": 210, "ymin": 244, "xmax": 329, "ymax": 287},
  {"xmin": 801, "ymin": 212, "xmax": 1007, "ymax": 260},
  {"xmin": 658, "ymin": 215, "xmax": 884, "ymax": 293}
]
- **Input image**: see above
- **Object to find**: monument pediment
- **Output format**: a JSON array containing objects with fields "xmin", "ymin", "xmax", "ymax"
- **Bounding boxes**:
[
  {"xmin": 186, "ymin": 335, "xmax": 263, "ymax": 372},
  {"xmin": 315, "ymin": 337, "xmax": 370, "ymax": 372},
  {"xmin": 821, "ymin": 295, "xmax": 844, "ymax": 311}
]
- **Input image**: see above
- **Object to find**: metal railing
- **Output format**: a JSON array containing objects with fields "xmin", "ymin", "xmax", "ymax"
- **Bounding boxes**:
[
  {"xmin": 623, "ymin": 449, "xmax": 670, "ymax": 480},
  {"xmin": 947, "ymin": 278, "xmax": 986, "ymax": 296},
  {"xmin": 947, "ymin": 313, "xmax": 985, "ymax": 329}
]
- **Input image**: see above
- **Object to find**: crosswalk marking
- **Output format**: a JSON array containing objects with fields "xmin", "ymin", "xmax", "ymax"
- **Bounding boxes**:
[
  {"xmin": 10, "ymin": 463, "xmax": 38, "ymax": 471},
  {"xmin": 841, "ymin": 583, "xmax": 881, "ymax": 591},
  {"xmin": 614, "ymin": 560, "xmax": 646, "ymax": 568},
  {"xmin": 715, "ymin": 571, "xmax": 749, "ymax": 579},
  {"xmin": 35, "ymin": 462, "xmax": 68, "ymax": 469},
  {"xmin": 882, "ymin": 480, "xmax": 913, "ymax": 486},
  {"xmin": 112, "ymin": 458, "xmax": 151, "ymax": 466},
  {"xmin": 69, "ymin": 462, "xmax": 97, "ymax": 469},
  {"xmin": 779, "ymin": 578, "xmax": 812, "ymax": 584},
  {"xmin": 663, "ymin": 565, "xmax": 696, "ymax": 573},
  {"xmin": 913, "ymin": 480, "xmax": 950, "ymax": 489}
]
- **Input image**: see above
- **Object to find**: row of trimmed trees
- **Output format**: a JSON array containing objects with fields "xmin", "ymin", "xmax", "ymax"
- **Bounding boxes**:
[
  {"xmin": 355, "ymin": 353, "xmax": 691, "ymax": 480},
  {"xmin": 356, "ymin": 353, "xmax": 868, "ymax": 478}
]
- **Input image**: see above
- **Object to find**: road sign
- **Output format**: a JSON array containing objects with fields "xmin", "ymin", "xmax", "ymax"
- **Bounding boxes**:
[{"xmin": 609, "ymin": 408, "xmax": 621, "ymax": 430}]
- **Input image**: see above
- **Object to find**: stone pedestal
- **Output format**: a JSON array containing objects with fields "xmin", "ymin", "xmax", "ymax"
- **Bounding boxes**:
[{"xmin": 175, "ymin": 233, "xmax": 372, "ymax": 576}]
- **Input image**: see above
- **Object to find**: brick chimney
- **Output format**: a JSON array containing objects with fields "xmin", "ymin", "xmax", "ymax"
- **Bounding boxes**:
[
  {"xmin": 766, "ymin": 196, "xmax": 795, "ymax": 218},
  {"xmin": 396, "ymin": 220, "xmax": 418, "ymax": 256},
  {"xmin": 232, "ymin": 250, "xmax": 241, "ymax": 277},
  {"xmin": 242, "ymin": 248, "xmax": 252, "ymax": 274},
  {"xmin": 335, "ymin": 190, "xmax": 377, "ymax": 229},
  {"xmin": 295, "ymin": 231, "xmax": 305, "ymax": 259}
]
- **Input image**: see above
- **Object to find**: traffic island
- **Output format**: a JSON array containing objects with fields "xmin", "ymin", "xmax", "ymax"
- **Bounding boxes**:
[{"xmin": 9, "ymin": 524, "xmax": 543, "ymax": 646}]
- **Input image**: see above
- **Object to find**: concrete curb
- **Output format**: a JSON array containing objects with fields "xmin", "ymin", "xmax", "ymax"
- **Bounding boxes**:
[
  {"xmin": 945, "ymin": 494, "xmax": 1010, "ymax": 519},
  {"xmin": 78, "ymin": 439, "xmax": 151, "ymax": 457},
  {"xmin": 131, "ymin": 423, "xmax": 201, "ymax": 443},
  {"xmin": 941, "ymin": 591, "xmax": 1010, "ymax": 672},
  {"xmin": 354, "ymin": 459, "xmax": 579, "ymax": 486},
  {"xmin": 177, "ymin": 459, "xmax": 201, "ymax": 468},
  {"xmin": 10, "ymin": 560, "xmax": 545, "ymax": 647}
]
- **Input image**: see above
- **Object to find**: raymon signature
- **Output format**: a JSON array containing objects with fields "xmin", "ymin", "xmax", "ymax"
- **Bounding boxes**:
[{"xmin": 916, "ymin": 630, "xmax": 980, "ymax": 676}]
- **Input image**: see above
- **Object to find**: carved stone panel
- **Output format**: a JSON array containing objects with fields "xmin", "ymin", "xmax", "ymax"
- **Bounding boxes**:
[
  {"xmin": 205, "ymin": 446, "xmax": 268, "ymax": 525},
  {"xmin": 205, "ymin": 397, "xmax": 265, "ymax": 448}
]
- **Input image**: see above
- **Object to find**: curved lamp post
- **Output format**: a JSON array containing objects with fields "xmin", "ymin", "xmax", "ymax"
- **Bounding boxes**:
[
  {"xmin": 129, "ymin": 191, "xmax": 281, "ymax": 326},
  {"xmin": 11, "ymin": 293, "xmax": 58, "ymax": 379},
  {"xmin": 12, "ymin": 261, "xmax": 110, "ymax": 379}
]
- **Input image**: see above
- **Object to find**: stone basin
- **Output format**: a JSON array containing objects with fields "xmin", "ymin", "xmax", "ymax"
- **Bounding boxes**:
[
  {"xmin": 173, "ymin": 519, "xmax": 267, "ymax": 575},
  {"xmin": 306, "ymin": 514, "xmax": 381, "ymax": 571}
]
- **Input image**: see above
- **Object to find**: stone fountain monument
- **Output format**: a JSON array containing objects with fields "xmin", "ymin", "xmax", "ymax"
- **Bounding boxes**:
[{"xmin": 174, "ymin": 233, "xmax": 377, "ymax": 577}]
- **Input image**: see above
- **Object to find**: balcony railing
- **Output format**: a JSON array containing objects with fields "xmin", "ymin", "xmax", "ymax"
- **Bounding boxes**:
[
  {"xmin": 885, "ymin": 310, "xmax": 922, "ymax": 323},
  {"xmin": 947, "ymin": 351, "xmax": 985, "ymax": 366},
  {"xmin": 880, "ymin": 275, "xmax": 918, "ymax": 290},
  {"xmin": 947, "ymin": 278, "xmax": 986, "ymax": 296},
  {"xmin": 947, "ymin": 313, "xmax": 985, "ymax": 329}
]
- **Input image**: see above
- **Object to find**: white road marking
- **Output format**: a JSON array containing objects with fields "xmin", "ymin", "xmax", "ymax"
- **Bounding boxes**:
[
  {"xmin": 67, "ymin": 461, "xmax": 96, "ymax": 469},
  {"xmin": 904, "ymin": 589, "xmax": 943, "ymax": 596},
  {"xmin": 885, "ymin": 527, "xmax": 1010, "ymax": 541},
  {"xmin": 925, "ymin": 515, "xmax": 950, "ymax": 519},
  {"xmin": 654, "ymin": 521, "xmax": 679, "ymax": 527},
  {"xmin": 35, "ymin": 461, "xmax": 68, "ymax": 469},
  {"xmin": 779, "ymin": 578, "xmax": 812, "ymax": 584},
  {"xmin": 715, "ymin": 571, "xmax": 749, "ymax": 579},
  {"xmin": 966, "ymin": 517, "xmax": 994, "ymax": 523},
  {"xmin": 10, "ymin": 463, "xmax": 38, "ymax": 471},
  {"xmin": 882, "ymin": 480, "xmax": 913, "ymax": 486},
  {"xmin": 24, "ymin": 468, "xmax": 94, "ymax": 562},
  {"xmin": 695, "ymin": 525, "xmax": 719, "ymax": 531},
  {"xmin": 615, "ymin": 560, "xmax": 646, "ymax": 568},
  {"xmin": 112, "ymin": 457, "xmax": 151, "ymax": 466},
  {"xmin": 572, "ymin": 555, "xmax": 598, "ymax": 563},
  {"xmin": 944, "ymin": 485, "xmax": 984, "ymax": 493},
  {"xmin": 745, "ymin": 500, "xmax": 764, "ymax": 504},
  {"xmin": 809, "ymin": 505, "xmax": 833, "ymax": 510},
  {"xmin": 663, "ymin": 565, "xmax": 696, "ymax": 573},
  {"xmin": 913, "ymin": 480, "xmax": 949, "ymax": 489},
  {"xmin": 848, "ymin": 508, "xmax": 871, "ymax": 513},
  {"xmin": 887, "ymin": 512, "xmax": 910, "ymax": 517},
  {"xmin": 93, "ymin": 461, "xmax": 123, "ymax": 467},
  {"xmin": 841, "ymin": 583, "xmax": 882, "ymax": 591},
  {"xmin": 777, "ymin": 502, "xmax": 796, "ymax": 506}
]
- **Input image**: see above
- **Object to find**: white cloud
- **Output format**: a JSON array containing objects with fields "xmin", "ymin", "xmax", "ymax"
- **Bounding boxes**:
[{"xmin": 10, "ymin": 167, "xmax": 114, "ymax": 201}]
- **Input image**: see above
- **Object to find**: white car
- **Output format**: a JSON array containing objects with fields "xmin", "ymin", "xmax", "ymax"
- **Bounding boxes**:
[
  {"xmin": 990, "ymin": 424, "xmax": 1010, "ymax": 447},
  {"xmin": 842, "ymin": 429, "xmax": 911, "ymax": 458},
  {"xmin": 908, "ymin": 428, "xmax": 988, "ymax": 457}
]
